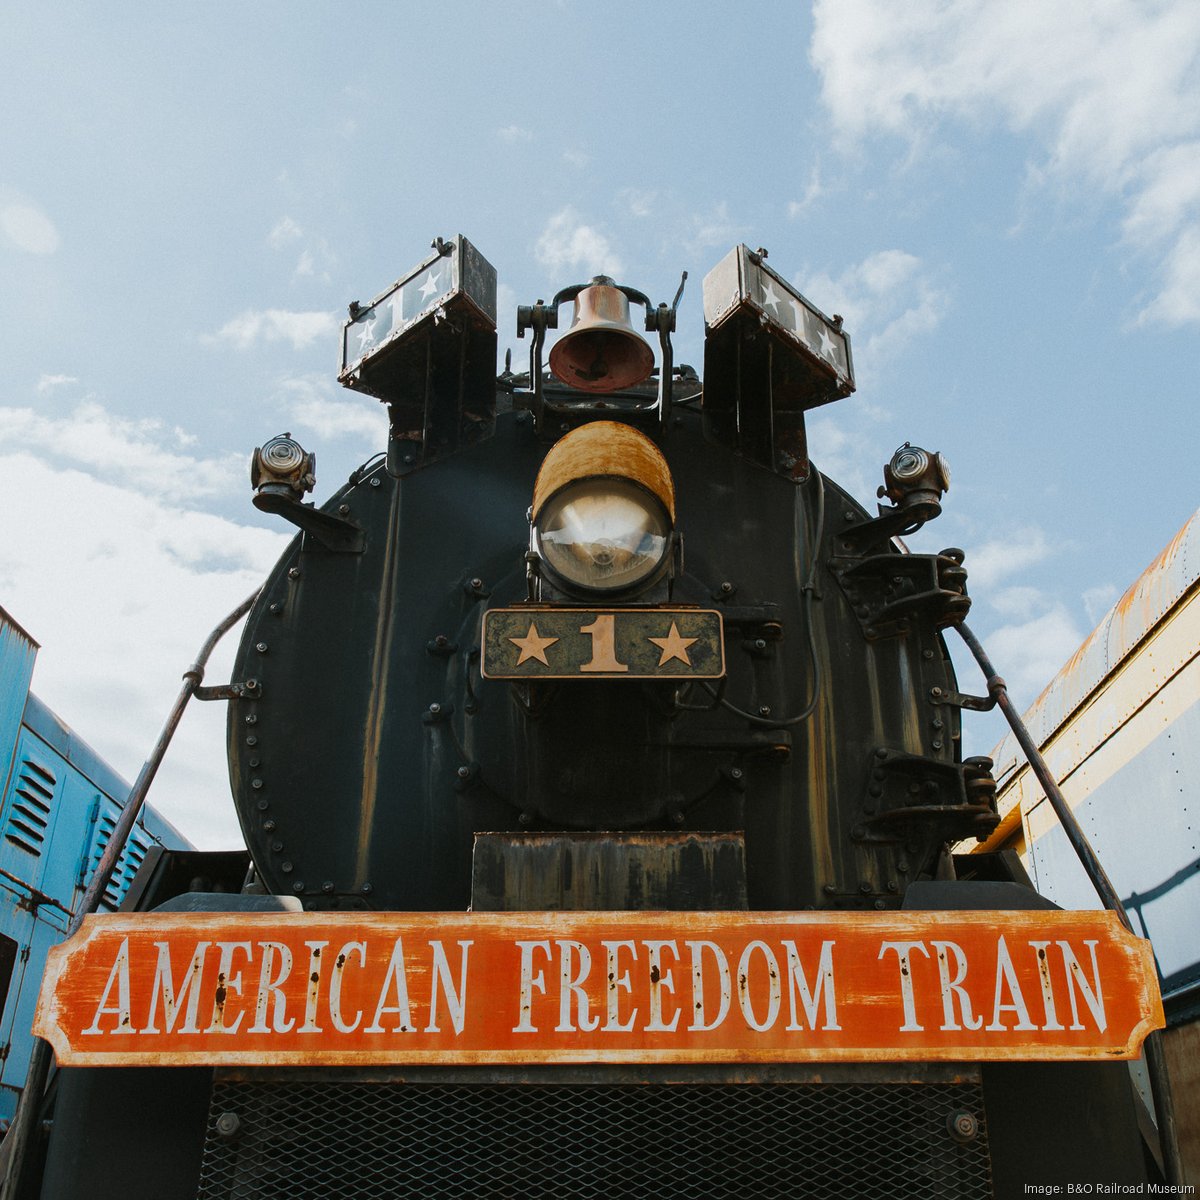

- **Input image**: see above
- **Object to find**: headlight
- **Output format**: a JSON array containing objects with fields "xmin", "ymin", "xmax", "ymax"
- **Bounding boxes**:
[
  {"xmin": 532, "ymin": 421, "xmax": 676, "ymax": 597},
  {"xmin": 538, "ymin": 479, "xmax": 671, "ymax": 592}
]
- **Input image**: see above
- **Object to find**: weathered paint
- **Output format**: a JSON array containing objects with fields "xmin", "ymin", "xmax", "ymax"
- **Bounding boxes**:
[
  {"xmin": 532, "ymin": 420, "xmax": 675, "ymax": 523},
  {"xmin": 36, "ymin": 909, "xmax": 1161, "ymax": 1067},
  {"xmin": 967, "ymin": 510, "xmax": 1200, "ymax": 1013}
]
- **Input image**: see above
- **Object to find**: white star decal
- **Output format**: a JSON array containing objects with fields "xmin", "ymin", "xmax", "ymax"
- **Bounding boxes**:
[
  {"xmin": 817, "ymin": 326, "xmax": 840, "ymax": 364},
  {"xmin": 761, "ymin": 279, "xmax": 783, "ymax": 314},
  {"xmin": 356, "ymin": 317, "xmax": 376, "ymax": 350},
  {"xmin": 418, "ymin": 269, "xmax": 441, "ymax": 301}
]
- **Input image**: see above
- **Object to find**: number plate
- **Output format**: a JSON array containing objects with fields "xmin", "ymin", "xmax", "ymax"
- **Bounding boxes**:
[{"xmin": 481, "ymin": 608, "xmax": 725, "ymax": 680}]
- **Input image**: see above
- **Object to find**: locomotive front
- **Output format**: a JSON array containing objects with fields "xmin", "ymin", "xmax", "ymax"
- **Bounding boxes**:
[
  {"xmin": 228, "ymin": 241, "xmax": 988, "ymax": 919},
  {"xmin": 23, "ymin": 237, "xmax": 1164, "ymax": 1200}
]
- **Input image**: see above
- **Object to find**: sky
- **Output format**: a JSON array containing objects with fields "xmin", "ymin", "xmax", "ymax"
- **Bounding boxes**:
[{"xmin": 1, "ymin": 2, "xmax": 1197, "ymax": 849}]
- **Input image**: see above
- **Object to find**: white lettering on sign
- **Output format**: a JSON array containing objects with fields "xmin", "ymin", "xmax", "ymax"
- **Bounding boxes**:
[
  {"xmin": 879, "ymin": 938, "xmax": 1108, "ymax": 1034},
  {"xmin": 58, "ymin": 916, "xmax": 1144, "ymax": 1066}
]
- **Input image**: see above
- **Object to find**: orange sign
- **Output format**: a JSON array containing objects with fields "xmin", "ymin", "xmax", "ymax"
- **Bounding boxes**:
[{"xmin": 35, "ymin": 910, "xmax": 1162, "ymax": 1067}]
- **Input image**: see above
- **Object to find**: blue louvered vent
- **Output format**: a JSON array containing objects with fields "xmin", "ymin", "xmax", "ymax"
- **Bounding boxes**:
[
  {"xmin": 5, "ymin": 756, "xmax": 56, "ymax": 856},
  {"xmin": 90, "ymin": 812, "xmax": 153, "ymax": 910}
]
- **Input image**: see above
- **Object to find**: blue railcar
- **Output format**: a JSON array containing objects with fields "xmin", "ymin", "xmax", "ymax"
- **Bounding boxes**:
[{"xmin": 0, "ymin": 607, "xmax": 189, "ymax": 1125}]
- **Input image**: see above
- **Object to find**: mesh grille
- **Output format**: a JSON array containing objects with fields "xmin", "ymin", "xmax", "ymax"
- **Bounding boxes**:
[{"xmin": 197, "ymin": 1078, "xmax": 993, "ymax": 1200}]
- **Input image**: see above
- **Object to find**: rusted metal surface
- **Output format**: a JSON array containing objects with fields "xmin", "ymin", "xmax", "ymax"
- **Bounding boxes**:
[
  {"xmin": 470, "ymin": 832, "xmax": 748, "ymax": 911},
  {"xmin": 548, "ymin": 279, "xmax": 655, "ymax": 393},
  {"xmin": 35, "ymin": 909, "xmax": 1161, "ymax": 1067},
  {"xmin": 989, "ymin": 508, "xmax": 1199, "ymax": 786},
  {"xmin": 531, "ymin": 420, "xmax": 675, "ymax": 522}
]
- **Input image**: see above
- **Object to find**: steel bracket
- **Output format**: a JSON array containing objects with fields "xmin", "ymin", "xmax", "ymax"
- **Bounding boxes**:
[
  {"xmin": 855, "ymin": 749, "xmax": 999, "ymax": 844},
  {"xmin": 829, "ymin": 550, "xmax": 970, "ymax": 639},
  {"xmin": 252, "ymin": 492, "xmax": 364, "ymax": 552}
]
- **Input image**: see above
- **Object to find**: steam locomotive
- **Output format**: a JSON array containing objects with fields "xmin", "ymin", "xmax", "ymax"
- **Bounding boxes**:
[{"xmin": 18, "ymin": 238, "xmax": 1162, "ymax": 1198}]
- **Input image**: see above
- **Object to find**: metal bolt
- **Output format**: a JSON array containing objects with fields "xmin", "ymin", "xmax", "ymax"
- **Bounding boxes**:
[
  {"xmin": 518, "ymin": 811, "xmax": 533, "ymax": 827},
  {"xmin": 428, "ymin": 702, "xmax": 441, "ymax": 716},
  {"xmin": 323, "ymin": 881, "xmax": 335, "ymax": 894},
  {"xmin": 251, "ymin": 778, "xmax": 263, "ymax": 790},
  {"xmin": 729, "ymin": 768, "xmax": 743, "ymax": 781},
  {"xmin": 897, "ymin": 860, "xmax": 909, "ymax": 873},
  {"xmin": 851, "ymin": 824, "xmax": 866, "ymax": 839},
  {"xmin": 268, "ymin": 603, "xmax": 281, "ymax": 615},
  {"xmin": 215, "ymin": 1112, "xmax": 240, "ymax": 1140},
  {"xmin": 257, "ymin": 799, "xmax": 268, "ymax": 811},
  {"xmin": 470, "ymin": 577, "xmax": 484, "ymax": 591},
  {"xmin": 670, "ymin": 810, "xmax": 685, "ymax": 826},
  {"xmin": 822, "ymin": 883, "xmax": 837, "ymax": 895},
  {"xmin": 923, "ymin": 649, "xmax": 934, "ymax": 660},
  {"xmin": 281, "ymin": 862, "xmax": 293, "ymax": 874},
  {"xmin": 362, "ymin": 882, "xmax": 373, "ymax": 895},
  {"xmin": 720, "ymin": 581, "xmax": 734, "ymax": 593},
  {"xmin": 256, "ymin": 642, "xmax": 268, "ymax": 654},
  {"xmin": 403, "ymin": 455, "xmax": 414, "ymax": 465},
  {"xmin": 874, "ymin": 898, "xmax": 886, "ymax": 910},
  {"xmin": 930, "ymin": 686, "xmax": 943, "ymax": 698},
  {"xmin": 859, "ymin": 881, "xmax": 873, "ymax": 894},
  {"xmin": 248, "ymin": 758, "xmax": 260, "ymax": 768},
  {"xmin": 370, "ymin": 477, "xmax": 381, "ymax": 487},
  {"xmin": 948, "ymin": 1111, "xmax": 979, "ymax": 1143},
  {"xmin": 887, "ymin": 880, "xmax": 898, "ymax": 893},
  {"xmin": 844, "ymin": 511, "xmax": 855, "ymax": 522},
  {"xmin": 758, "ymin": 705, "xmax": 771, "ymax": 717},
  {"xmin": 288, "ymin": 567, "xmax": 301, "ymax": 579},
  {"xmin": 246, "ymin": 735, "xmax": 257, "ymax": 746},
  {"xmin": 271, "ymin": 840, "xmax": 283, "ymax": 853},
  {"xmin": 339, "ymin": 504, "xmax": 350, "ymax": 515},
  {"xmin": 932, "ymin": 740, "xmax": 943, "ymax": 750},
  {"xmin": 263, "ymin": 819, "xmax": 276, "ymax": 832},
  {"xmin": 245, "ymin": 714, "xmax": 258, "ymax": 725},
  {"xmin": 457, "ymin": 765, "xmax": 471, "ymax": 779},
  {"xmin": 932, "ymin": 718, "xmax": 944, "ymax": 730},
  {"xmin": 754, "ymin": 638, "xmax": 766, "ymax": 651}
]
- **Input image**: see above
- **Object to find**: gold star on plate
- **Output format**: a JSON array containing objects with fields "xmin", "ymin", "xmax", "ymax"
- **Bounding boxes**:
[
  {"xmin": 510, "ymin": 622, "xmax": 559, "ymax": 666},
  {"xmin": 648, "ymin": 622, "xmax": 697, "ymax": 667}
]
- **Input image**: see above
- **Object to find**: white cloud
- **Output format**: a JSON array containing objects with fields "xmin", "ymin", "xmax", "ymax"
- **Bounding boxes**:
[
  {"xmin": 0, "ymin": 452, "xmax": 287, "ymax": 849},
  {"xmin": 963, "ymin": 526, "xmax": 1053, "ymax": 591},
  {"xmin": 799, "ymin": 249, "xmax": 947, "ymax": 365},
  {"xmin": 562, "ymin": 147, "xmax": 590, "ymax": 169},
  {"xmin": 687, "ymin": 202, "xmax": 749, "ymax": 252},
  {"xmin": 36, "ymin": 373, "xmax": 78, "ymax": 393},
  {"xmin": 0, "ymin": 200, "xmax": 60, "ymax": 254},
  {"xmin": 1083, "ymin": 583, "xmax": 1119, "ymax": 626},
  {"xmin": 268, "ymin": 216, "xmax": 303, "ymax": 247},
  {"xmin": 497, "ymin": 124, "xmax": 533, "ymax": 142},
  {"xmin": 205, "ymin": 309, "xmax": 339, "ymax": 351},
  {"xmin": 620, "ymin": 189, "xmax": 656, "ymax": 219},
  {"xmin": 0, "ymin": 402, "xmax": 244, "ymax": 501},
  {"xmin": 535, "ymin": 207, "xmax": 623, "ymax": 278},
  {"xmin": 984, "ymin": 605, "xmax": 1085, "ymax": 708},
  {"xmin": 274, "ymin": 376, "xmax": 387, "ymax": 442},
  {"xmin": 787, "ymin": 164, "xmax": 826, "ymax": 218},
  {"xmin": 810, "ymin": 0, "xmax": 1200, "ymax": 325},
  {"xmin": 294, "ymin": 249, "xmax": 315, "ymax": 278}
]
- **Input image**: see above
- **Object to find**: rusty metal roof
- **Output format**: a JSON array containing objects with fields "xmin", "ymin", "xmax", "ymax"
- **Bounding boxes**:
[{"xmin": 990, "ymin": 508, "xmax": 1200, "ymax": 783}]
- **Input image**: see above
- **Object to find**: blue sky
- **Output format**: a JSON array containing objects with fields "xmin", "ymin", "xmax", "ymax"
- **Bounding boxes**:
[{"xmin": 2, "ymin": 2, "xmax": 1197, "ymax": 847}]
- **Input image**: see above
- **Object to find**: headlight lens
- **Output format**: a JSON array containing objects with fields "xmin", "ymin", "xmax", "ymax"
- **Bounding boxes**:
[{"xmin": 536, "ymin": 479, "xmax": 671, "ymax": 593}]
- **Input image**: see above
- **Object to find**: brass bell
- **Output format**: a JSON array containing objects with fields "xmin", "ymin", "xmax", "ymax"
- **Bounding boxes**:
[{"xmin": 549, "ymin": 277, "xmax": 655, "ymax": 393}]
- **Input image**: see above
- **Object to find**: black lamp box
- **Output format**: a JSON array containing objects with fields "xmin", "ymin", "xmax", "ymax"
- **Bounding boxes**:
[
  {"xmin": 702, "ymin": 245, "xmax": 855, "ymax": 480},
  {"xmin": 339, "ymin": 236, "xmax": 498, "ymax": 465}
]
